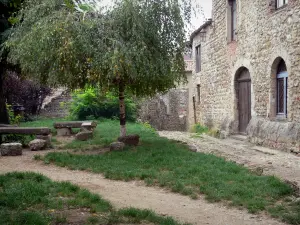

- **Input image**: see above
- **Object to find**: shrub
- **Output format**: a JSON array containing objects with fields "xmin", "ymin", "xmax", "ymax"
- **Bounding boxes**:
[
  {"xmin": 3, "ymin": 72, "xmax": 51, "ymax": 118},
  {"xmin": 2, "ymin": 104, "xmax": 32, "ymax": 146},
  {"xmin": 69, "ymin": 88, "xmax": 137, "ymax": 121},
  {"xmin": 191, "ymin": 123, "xmax": 209, "ymax": 134}
]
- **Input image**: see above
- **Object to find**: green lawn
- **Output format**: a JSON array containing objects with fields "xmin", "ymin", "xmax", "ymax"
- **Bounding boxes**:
[
  {"xmin": 0, "ymin": 172, "xmax": 184, "ymax": 225},
  {"xmin": 22, "ymin": 119, "xmax": 300, "ymax": 224}
]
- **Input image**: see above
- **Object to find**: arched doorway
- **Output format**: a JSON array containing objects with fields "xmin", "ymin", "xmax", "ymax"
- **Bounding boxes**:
[{"xmin": 236, "ymin": 68, "xmax": 251, "ymax": 133}]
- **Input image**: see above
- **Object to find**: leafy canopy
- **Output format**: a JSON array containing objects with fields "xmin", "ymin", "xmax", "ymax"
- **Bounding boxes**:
[{"xmin": 6, "ymin": 0, "xmax": 190, "ymax": 96}]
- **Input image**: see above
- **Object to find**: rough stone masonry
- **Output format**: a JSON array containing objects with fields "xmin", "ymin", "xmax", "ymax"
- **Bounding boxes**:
[{"xmin": 190, "ymin": 0, "xmax": 300, "ymax": 152}]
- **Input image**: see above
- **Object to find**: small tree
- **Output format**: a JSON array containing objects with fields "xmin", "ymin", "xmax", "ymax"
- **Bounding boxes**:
[{"xmin": 7, "ymin": 0, "xmax": 191, "ymax": 136}]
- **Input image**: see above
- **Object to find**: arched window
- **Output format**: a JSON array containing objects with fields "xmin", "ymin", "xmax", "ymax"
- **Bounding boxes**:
[{"xmin": 276, "ymin": 60, "xmax": 288, "ymax": 116}]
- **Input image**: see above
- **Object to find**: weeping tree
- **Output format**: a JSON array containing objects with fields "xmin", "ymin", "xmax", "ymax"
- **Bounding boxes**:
[{"xmin": 6, "ymin": 0, "xmax": 192, "ymax": 136}]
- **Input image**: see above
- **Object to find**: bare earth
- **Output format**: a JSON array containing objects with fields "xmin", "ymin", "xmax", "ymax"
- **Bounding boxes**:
[
  {"xmin": 158, "ymin": 132, "xmax": 300, "ymax": 188},
  {"xmin": 1, "ymin": 134, "xmax": 297, "ymax": 225}
]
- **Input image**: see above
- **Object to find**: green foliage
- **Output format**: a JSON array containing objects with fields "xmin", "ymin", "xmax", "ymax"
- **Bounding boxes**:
[
  {"xmin": 140, "ymin": 121, "xmax": 156, "ymax": 134},
  {"xmin": 191, "ymin": 124, "xmax": 221, "ymax": 138},
  {"xmin": 70, "ymin": 87, "xmax": 137, "ymax": 121},
  {"xmin": 191, "ymin": 123, "xmax": 209, "ymax": 134},
  {"xmin": 2, "ymin": 104, "xmax": 29, "ymax": 145},
  {"xmin": 6, "ymin": 104, "xmax": 22, "ymax": 125},
  {"xmin": 0, "ymin": 172, "xmax": 183, "ymax": 225},
  {"xmin": 6, "ymin": 0, "xmax": 189, "ymax": 95}
]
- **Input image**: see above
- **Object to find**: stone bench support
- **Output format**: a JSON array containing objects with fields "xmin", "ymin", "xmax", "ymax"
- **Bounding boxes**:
[
  {"xmin": 0, "ymin": 143, "xmax": 22, "ymax": 156},
  {"xmin": 54, "ymin": 121, "xmax": 97, "ymax": 136}
]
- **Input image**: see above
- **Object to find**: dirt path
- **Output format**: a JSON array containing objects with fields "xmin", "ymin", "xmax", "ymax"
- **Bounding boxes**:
[
  {"xmin": 0, "ymin": 149, "xmax": 286, "ymax": 225},
  {"xmin": 158, "ymin": 131, "xmax": 300, "ymax": 188}
]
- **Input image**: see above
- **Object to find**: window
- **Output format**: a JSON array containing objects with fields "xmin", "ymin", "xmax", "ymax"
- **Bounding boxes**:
[
  {"xmin": 195, "ymin": 45, "xmax": 201, "ymax": 73},
  {"xmin": 228, "ymin": 0, "xmax": 237, "ymax": 41},
  {"xmin": 276, "ymin": 0, "xmax": 288, "ymax": 8},
  {"xmin": 276, "ymin": 60, "xmax": 288, "ymax": 117}
]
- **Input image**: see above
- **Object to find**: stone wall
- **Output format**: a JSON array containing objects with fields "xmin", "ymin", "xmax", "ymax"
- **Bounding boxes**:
[
  {"xmin": 190, "ymin": 0, "xmax": 300, "ymax": 150},
  {"xmin": 247, "ymin": 117, "xmax": 300, "ymax": 154},
  {"xmin": 138, "ymin": 71, "xmax": 193, "ymax": 131}
]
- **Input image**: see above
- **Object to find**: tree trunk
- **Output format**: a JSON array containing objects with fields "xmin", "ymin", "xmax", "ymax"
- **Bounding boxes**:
[
  {"xmin": 119, "ymin": 81, "xmax": 126, "ymax": 137},
  {"xmin": 0, "ymin": 67, "xmax": 9, "ymax": 125},
  {"xmin": 0, "ymin": 67, "xmax": 9, "ymax": 144}
]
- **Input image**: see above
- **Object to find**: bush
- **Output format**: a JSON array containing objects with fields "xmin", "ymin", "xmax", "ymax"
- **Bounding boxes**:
[
  {"xmin": 191, "ymin": 123, "xmax": 209, "ymax": 134},
  {"xmin": 2, "ymin": 104, "xmax": 32, "ymax": 146},
  {"xmin": 3, "ymin": 72, "xmax": 51, "ymax": 118},
  {"xmin": 70, "ymin": 88, "xmax": 137, "ymax": 121}
]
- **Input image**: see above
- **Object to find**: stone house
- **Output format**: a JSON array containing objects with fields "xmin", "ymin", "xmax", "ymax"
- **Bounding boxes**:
[{"xmin": 190, "ymin": 0, "xmax": 300, "ymax": 152}]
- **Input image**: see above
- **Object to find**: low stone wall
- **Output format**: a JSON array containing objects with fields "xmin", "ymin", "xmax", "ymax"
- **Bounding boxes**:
[
  {"xmin": 247, "ymin": 117, "xmax": 300, "ymax": 153},
  {"xmin": 138, "ymin": 89, "xmax": 189, "ymax": 131}
]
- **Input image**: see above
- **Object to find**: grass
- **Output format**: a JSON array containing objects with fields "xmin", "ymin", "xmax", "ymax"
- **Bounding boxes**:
[
  {"xmin": 22, "ymin": 119, "xmax": 300, "ymax": 224},
  {"xmin": 0, "ymin": 172, "xmax": 184, "ymax": 225}
]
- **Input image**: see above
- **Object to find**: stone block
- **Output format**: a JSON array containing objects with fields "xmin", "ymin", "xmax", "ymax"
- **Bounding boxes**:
[
  {"xmin": 57, "ymin": 128, "xmax": 72, "ymax": 136},
  {"xmin": 110, "ymin": 142, "xmax": 125, "ymax": 151},
  {"xmin": 75, "ymin": 131, "xmax": 93, "ymax": 141},
  {"xmin": 36, "ymin": 135, "xmax": 52, "ymax": 147},
  {"xmin": 219, "ymin": 130, "xmax": 228, "ymax": 139},
  {"xmin": 1, "ymin": 143, "xmax": 22, "ymax": 156},
  {"xmin": 187, "ymin": 144, "xmax": 197, "ymax": 152},
  {"xmin": 118, "ymin": 134, "xmax": 140, "ymax": 146},
  {"xmin": 81, "ymin": 122, "xmax": 96, "ymax": 131},
  {"xmin": 29, "ymin": 139, "xmax": 47, "ymax": 151}
]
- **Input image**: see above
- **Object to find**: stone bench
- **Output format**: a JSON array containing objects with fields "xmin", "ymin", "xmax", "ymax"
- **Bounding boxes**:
[
  {"xmin": 53, "ymin": 121, "xmax": 97, "ymax": 136},
  {"xmin": 0, "ymin": 127, "xmax": 51, "ymax": 135},
  {"xmin": 0, "ymin": 127, "xmax": 52, "ymax": 154}
]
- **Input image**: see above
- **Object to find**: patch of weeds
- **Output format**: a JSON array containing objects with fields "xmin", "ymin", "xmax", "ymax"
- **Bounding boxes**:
[
  {"xmin": 207, "ymin": 128, "xmax": 221, "ymax": 138},
  {"xmin": 191, "ymin": 123, "xmax": 209, "ymax": 135},
  {"xmin": 145, "ymin": 178, "xmax": 154, "ymax": 186},
  {"xmin": 33, "ymin": 154, "xmax": 42, "ymax": 161},
  {"xmin": 190, "ymin": 193, "xmax": 198, "ymax": 200},
  {"xmin": 54, "ymin": 215, "xmax": 67, "ymax": 223},
  {"xmin": 87, "ymin": 216, "xmax": 99, "ymax": 224}
]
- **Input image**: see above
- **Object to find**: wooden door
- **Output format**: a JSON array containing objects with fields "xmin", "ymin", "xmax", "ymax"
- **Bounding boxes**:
[{"xmin": 238, "ymin": 71, "xmax": 251, "ymax": 133}]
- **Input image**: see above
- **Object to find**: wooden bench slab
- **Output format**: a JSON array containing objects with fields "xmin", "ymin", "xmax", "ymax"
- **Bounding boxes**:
[
  {"xmin": 0, "ymin": 127, "xmax": 51, "ymax": 135},
  {"xmin": 53, "ymin": 121, "xmax": 97, "ymax": 129}
]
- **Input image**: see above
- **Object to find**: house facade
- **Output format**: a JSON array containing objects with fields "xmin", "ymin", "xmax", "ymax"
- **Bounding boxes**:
[{"xmin": 191, "ymin": 0, "xmax": 300, "ymax": 152}]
